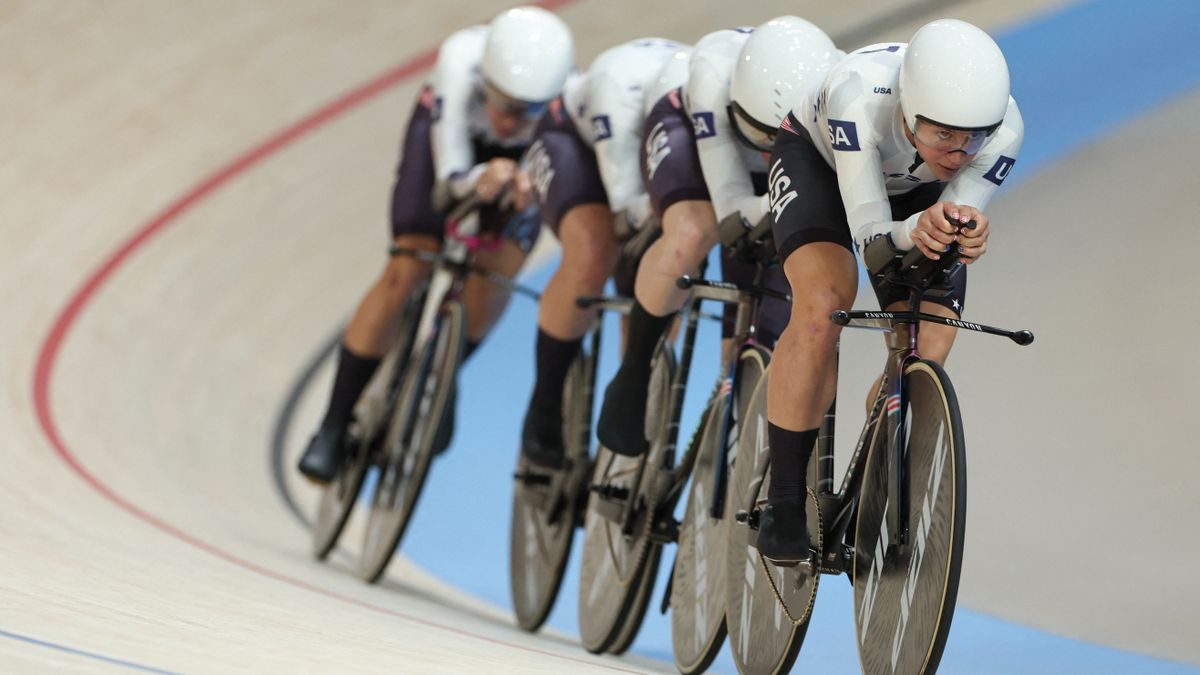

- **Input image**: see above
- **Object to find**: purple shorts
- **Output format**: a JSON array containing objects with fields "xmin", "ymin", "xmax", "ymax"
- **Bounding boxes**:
[
  {"xmin": 525, "ymin": 97, "xmax": 610, "ymax": 236},
  {"xmin": 389, "ymin": 86, "xmax": 537, "ymax": 252},
  {"xmin": 640, "ymin": 88, "xmax": 711, "ymax": 217}
]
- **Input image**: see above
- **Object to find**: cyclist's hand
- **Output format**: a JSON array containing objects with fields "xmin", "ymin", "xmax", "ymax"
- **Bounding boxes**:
[
  {"xmin": 952, "ymin": 205, "xmax": 989, "ymax": 263},
  {"xmin": 912, "ymin": 201, "xmax": 966, "ymax": 260},
  {"xmin": 511, "ymin": 168, "xmax": 535, "ymax": 212},
  {"xmin": 475, "ymin": 158, "xmax": 516, "ymax": 203}
]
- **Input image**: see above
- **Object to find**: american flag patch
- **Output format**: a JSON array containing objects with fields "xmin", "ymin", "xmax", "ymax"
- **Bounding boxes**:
[
  {"xmin": 886, "ymin": 395, "xmax": 901, "ymax": 415},
  {"xmin": 780, "ymin": 113, "xmax": 801, "ymax": 136}
]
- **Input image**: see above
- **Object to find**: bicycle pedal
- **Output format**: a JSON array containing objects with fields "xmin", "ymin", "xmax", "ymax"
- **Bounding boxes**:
[
  {"xmin": 649, "ymin": 517, "xmax": 680, "ymax": 544},
  {"xmin": 589, "ymin": 482, "xmax": 630, "ymax": 501},
  {"xmin": 513, "ymin": 470, "xmax": 552, "ymax": 486},
  {"xmin": 734, "ymin": 509, "xmax": 760, "ymax": 529}
]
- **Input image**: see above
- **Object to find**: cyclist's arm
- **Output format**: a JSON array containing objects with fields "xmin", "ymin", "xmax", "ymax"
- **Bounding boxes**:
[
  {"xmin": 939, "ymin": 100, "xmax": 1025, "ymax": 210},
  {"xmin": 431, "ymin": 27, "xmax": 488, "ymax": 205},
  {"xmin": 687, "ymin": 53, "xmax": 767, "ymax": 228},
  {"xmin": 588, "ymin": 70, "xmax": 652, "ymax": 227}
]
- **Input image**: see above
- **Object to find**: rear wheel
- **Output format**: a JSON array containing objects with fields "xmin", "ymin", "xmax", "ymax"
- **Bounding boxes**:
[
  {"xmin": 725, "ymin": 367, "xmax": 821, "ymax": 675},
  {"xmin": 670, "ymin": 346, "xmax": 768, "ymax": 674},
  {"xmin": 357, "ymin": 301, "xmax": 464, "ymax": 583},
  {"xmin": 853, "ymin": 360, "xmax": 965, "ymax": 675},
  {"xmin": 509, "ymin": 350, "xmax": 594, "ymax": 631},
  {"xmin": 577, "ymin": 344, "xmax": 674, "ymax": 653}
]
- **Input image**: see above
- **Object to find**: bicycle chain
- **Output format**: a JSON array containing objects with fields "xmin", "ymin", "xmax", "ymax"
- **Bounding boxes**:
[{"xmin": 757, "ymin": 487, "xmax": 823, "ymax": 626}]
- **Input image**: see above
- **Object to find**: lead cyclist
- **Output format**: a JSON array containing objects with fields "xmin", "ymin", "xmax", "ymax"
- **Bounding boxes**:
[{"xmin": 758, "ymin": 19, "xmax": 1025, "ymax": 562}]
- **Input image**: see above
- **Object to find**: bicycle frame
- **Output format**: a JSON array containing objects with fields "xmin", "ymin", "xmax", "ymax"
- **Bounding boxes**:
[{"xmin": 829, "ymin": 249, "xmax": 1035, "ymax": 561}]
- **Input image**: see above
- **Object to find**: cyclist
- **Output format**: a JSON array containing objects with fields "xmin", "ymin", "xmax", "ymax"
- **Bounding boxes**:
[
  {"xmin": 519, "ymin": 38, "xmax": 690, "ymax": 468},
  {"xmin": 298, "ymin": 7, "xmax": 574, "ymax": 483},
  {"xmin": 595, "ymin": 17, "xmax": 841, "ymax": 458},
  {"xmin": 758, "ymin": 19, "xmax": 1024, "ymax": 561}
]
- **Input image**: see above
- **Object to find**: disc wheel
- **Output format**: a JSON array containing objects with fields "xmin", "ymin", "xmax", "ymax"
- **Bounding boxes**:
[
  {"xmin": 853, "ymin": 360, "xmax": 965, "ymax": 675},
  {"xmin": 670, "ymin": 346, "xmax": 768, "ymax": 674},
  {"xmin": 311, "ymin": 294, "xmax": 423, "ymax": 560},
  {"xmin": 725, "ymin": 367, "xmax": 821, "ymax": 675},
  {"xmin": 577, "ymin": 344, "xmax": 674, "ymax": 654},
  {"xmin": 509, "ymin": 352, "xmax": 594, "ymax": 631},
  {"xmin": 357, "ymin": 301, "xmax": 464, "ymax": 583}
]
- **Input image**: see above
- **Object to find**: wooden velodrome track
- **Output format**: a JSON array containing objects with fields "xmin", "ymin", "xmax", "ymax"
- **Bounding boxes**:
[{"xmin": 4, "ymin": 0, "xmax": 1198, "ymax": 672}]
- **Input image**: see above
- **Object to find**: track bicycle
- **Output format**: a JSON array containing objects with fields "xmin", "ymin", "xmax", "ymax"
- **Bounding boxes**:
[
  {"xmin": 307, "ymin": 197, "xmax": 540, "ymax": 583},
  {"xmin": 725, "ymin": 225, "xmax": 1034, "ymax": 674}
]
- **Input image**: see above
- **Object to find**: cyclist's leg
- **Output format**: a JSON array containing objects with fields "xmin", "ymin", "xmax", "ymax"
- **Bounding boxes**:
[
  {"xmin": 519, "ymin": 111, "xmax": 616, "ymax": 465},
  {"xmin": 598, "ymin": 89, "xmax": 713, "ymax": 456},
  {"xmin": 299, "ymin": 86, "xmax": 440, "ymax": 483},
  {"xmin": 757, "ymin": 122, "xmax": 857, "ymax": 560},
  {"xmin": 462, "ymin": 237, "xmax": 528, "ymax": 348}
]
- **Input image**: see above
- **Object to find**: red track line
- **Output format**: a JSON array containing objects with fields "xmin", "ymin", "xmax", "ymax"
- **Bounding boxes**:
[{"xmin": 30, "ymin": 4, "xmax": 646, "ymax": 672}]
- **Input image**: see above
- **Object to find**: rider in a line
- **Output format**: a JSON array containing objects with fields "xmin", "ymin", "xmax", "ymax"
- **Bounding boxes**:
[
  {"xmin": 519, "ymin": 38, "xmax": 691, "ymax": 468},
  {"xmin": 594, "ymin": 17, "xmax": 841, "ymax": 459},
  {"xmin": 757, "ymin": 19, "xmax": 1024, "ymax": 561},
  {"xmin": 299, "ymin": 7, "xmax": 574, "ymax": 483}
]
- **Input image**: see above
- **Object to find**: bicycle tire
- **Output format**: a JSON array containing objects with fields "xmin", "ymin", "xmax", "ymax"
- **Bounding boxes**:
[
  {"xmin": 577, "ymin": 343, "xmax": 674, "ymax": 654},
  {"xmin": 357, "ymin": 301, "xmax": 465, "ymax": 583},
  {"xmin": 509, "ymin": 351, "xmax": 594, "ymax": 632},
  {"xmin": 671, "ymin": 346, "xmax": 769, "ymax": 674},
  {"xmin": 311, "ymin": 295, "xmax": 424, "ymax": 560},
  {"xmin": 605, "ymin": 542, "xmax": 663, "ymax": 655},
  {"xmin": 725, "ymin": 367, "xmax": 822, "ymax": 675},
  {"xmin": 853, "ymin": 360, "xmax": 965, "ymax": 675}
]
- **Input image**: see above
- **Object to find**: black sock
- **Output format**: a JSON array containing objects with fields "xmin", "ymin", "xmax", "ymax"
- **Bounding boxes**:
[
  {"xmin": 620, "ymin": 299, "xmax": 674, "ymax": 374},
  {"xmin": 530, "ymin": 329, "xmax": 583, "ymax": 410},
  {"xmin": 767, "ymin": 424, "xmax": 818, "ymax": 504},
  {"xmin": 321, "ymin": 344, "xmax": 381, "ymax": 430}
]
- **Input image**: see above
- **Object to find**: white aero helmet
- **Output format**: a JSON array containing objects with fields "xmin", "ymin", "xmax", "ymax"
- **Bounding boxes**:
[
  {"xmin": 899, "ymin": 19, "xmax": 1010, "ymax": 133},
  {"xmin": 729, "ymin": 16, "xmax": 840, "ymax": 152},
  {"xmin": 481, "ymin": 6, "xmax": 575, "ymax": 104}
]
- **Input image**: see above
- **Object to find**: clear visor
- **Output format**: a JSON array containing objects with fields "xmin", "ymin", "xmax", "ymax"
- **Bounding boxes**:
[
  {"xmin": 729, "ymin": 104, "xmax": 777, "ymax": 153},
  {"xmin": 482, "ymin": 80, "xmax": 549, "ymax": 120},
  {"xmin": 912, "ymin": 117, "xmax": 995, "ymax": 155}
]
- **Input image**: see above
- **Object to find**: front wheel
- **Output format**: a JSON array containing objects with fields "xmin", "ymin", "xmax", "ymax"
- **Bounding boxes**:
[
  {"xmin": 853, "ymin": 360, "xmax": 966, "ymax": 675},
  {"xmin": 671, "ymin": 346, "xmax": 769, "ymax": 674},
  {"xmin": 509, "ymin": 351, "xmax": 594, "ymax": 632},
  {"xmin": 577, "ymin": 343, "xmax": 674, "ymax": 654},
  {"xmin": 311, "ymin": 296, "xmax": 423, "ymax": 560},
  {"xmin": 357, "ymin": 301, "xmax": 464, "ymax": 583}
]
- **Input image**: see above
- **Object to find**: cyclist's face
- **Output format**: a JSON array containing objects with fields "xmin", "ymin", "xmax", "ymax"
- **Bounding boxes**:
[
  {"xmin": 906, "ymin": 119, "xmax": 986, "ymax": 181},
  {"xmin": 482, "ymin": 82, "xmax": 546, "ymax": 139}
]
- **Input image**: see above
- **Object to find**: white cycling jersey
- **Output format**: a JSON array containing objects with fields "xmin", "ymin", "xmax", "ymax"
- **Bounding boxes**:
[
  {"xmin": 683, "ymin": 28, "xmax": 772, "ymax": 228},
  {"xmin": 430, "ymin": 26, "xmax": 537, "ymax": 202},
  {"xmin": 791, "ymin": 43, "xmax": 1024, "ymax": 251},
  {"xmin": 560, "ymin": 38, "xmax": 686, "ymax": 224}
]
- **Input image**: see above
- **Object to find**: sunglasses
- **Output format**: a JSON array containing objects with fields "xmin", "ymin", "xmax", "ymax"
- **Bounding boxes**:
[
  {"xmin": 912, "ymin": 116, "xmax": 998, "ymax": 155},
  {"xmin": 482, "ymin": 80, "xmax": 549, "ymax": 120}
]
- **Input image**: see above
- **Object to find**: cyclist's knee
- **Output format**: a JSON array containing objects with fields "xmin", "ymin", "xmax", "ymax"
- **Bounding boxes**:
[
  {"xmin": 664, "ymin": 219, "xmax": 717, "ymax": 265},
  {"xmin": 789, "ymin": 288, "xmax": 845, "ymax": 347},
  {"xmin": 917, "ymin": 324, "xmax": 956, "ymax": 365}
]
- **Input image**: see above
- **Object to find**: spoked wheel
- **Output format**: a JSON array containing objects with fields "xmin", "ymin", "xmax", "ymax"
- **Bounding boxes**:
[
  {"xmin": 311, "ymin": 295, "xmax": 423, "ymax": 560},
  {"xmin": 671, "ymin": 346, "xmax": 769, "ymax": 674},
  {"xmin": 577, "ymin": 344, "xmax": 674, "ymax": 654},
  {"xmin": 509, "ymin": 351, "xmax": 595, "ymax": 632},
  {"xmin": 853, "ymin": 360, "xmax": 965, "ymax": 675},
  {"xmin": 725, "ymin": 368, "xmax": 822, "ymax": 675},
  {"xmin": 357, "ymin": 301, "xmax": 464, "ymax": 583}
]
